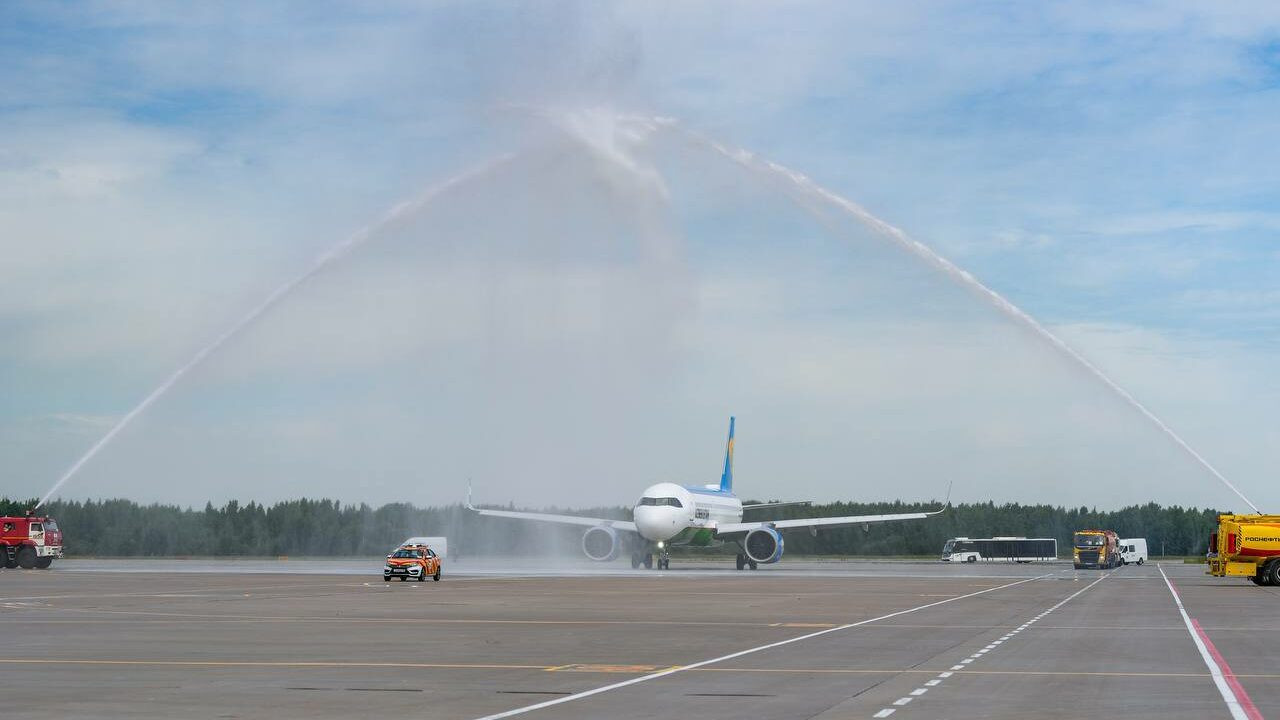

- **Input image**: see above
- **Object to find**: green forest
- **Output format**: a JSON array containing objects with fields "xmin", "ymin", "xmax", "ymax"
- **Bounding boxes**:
[{"xmin": 2, "ymin": 497, "xmax": 1222, "ymax": 558}]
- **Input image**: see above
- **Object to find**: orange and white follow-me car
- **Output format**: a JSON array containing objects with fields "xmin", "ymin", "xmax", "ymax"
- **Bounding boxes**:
[{"xmin": 383, "ymin": 544, "xmax": 441, "ymax": 582}]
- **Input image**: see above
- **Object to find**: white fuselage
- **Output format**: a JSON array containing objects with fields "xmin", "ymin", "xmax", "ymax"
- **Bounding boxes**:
[{"xmin": 631, "ymin": 482, "xmax": 742, "ymax": 544}]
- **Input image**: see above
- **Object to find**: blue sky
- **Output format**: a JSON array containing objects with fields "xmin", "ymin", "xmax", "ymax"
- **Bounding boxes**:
[{"xmin": 2, "ymin": 2, "xmax": 1278, "ymax": 510}]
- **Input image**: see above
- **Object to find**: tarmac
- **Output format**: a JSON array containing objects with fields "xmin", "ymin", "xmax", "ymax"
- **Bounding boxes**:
[{"xmin": 1, "ymin": 558, "xmax": 1276, "ymax": 719}]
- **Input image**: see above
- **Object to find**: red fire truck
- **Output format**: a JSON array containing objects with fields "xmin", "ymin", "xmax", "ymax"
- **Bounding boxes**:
[{"xmin": 1, "ymin": 513, "xmax": 64, "ymax": 569}]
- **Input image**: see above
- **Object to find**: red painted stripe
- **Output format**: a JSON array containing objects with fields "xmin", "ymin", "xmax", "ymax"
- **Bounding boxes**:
[
  {"xmin": 1191, "ymin": 618, "xmax": 1264, "ymax": 720},
  {"xmin": 1236, "ymin": 548, "xmax": 1280, "ymax": 557}
]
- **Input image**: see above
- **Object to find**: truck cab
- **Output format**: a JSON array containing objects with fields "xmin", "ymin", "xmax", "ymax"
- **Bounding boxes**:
[{"xmin": 1073, "ymin": 529, "xmax": 1120, "ymax": 569}]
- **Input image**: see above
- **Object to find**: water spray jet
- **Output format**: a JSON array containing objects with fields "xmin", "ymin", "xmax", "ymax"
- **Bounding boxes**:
[
  {"xmin": 36, "ymin": 155, "xmax": 516, "ymax": 509},
  {"xmin": 655, "ymin": 119, "xmax": 1259, "ymax": 513}
]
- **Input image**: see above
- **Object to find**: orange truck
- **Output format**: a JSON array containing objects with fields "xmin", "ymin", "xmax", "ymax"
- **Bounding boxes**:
[
  {"xmin": 1072, "ymin": 529, "xmax": 1120, "ymax": 569},
  {"xmin": 1206, "ymin": 514, "xmax": 1280, "ymax": 586},
  {"xmin": 383, "ymin": 543, "xmax": 442, "ymax": 582},
  {"xmin": 1, "ymin": 513, "xmax": 64, "ymax": 569}
]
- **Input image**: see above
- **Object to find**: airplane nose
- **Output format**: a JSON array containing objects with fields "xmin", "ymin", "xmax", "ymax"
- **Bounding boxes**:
[{"xmin": 634, "ymin": 506, "xmax": 679, "ymax": 541}]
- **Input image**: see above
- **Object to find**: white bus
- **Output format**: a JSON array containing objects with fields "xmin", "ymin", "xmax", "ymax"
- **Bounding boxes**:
[{"xmin": 941, "ymin": 537, "xmax": 1057, "ymax": 563}]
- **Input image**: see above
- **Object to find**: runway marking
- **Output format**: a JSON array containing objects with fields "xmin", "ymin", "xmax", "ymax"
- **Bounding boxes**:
[
  {"xmin": 0, "ymin": 659, "xmax": 550, "ymax": 670},
  {"xmin": 873, "ymin": 710, "xmax": 895, "ymax": 718},
  {"xmin": 468, "ymin": 573, "xmax": 1050, "ymax": 720},
  {"xmin": 549, "ymin": 664, "xmax": 677, "ymax": 674},
  {"xmin": 871, "ymin": 572, "xmax": 1110, "ymax": 719},
  {"xmin": 1159, "ymin": 564, "xmax": 1262, "ymax": 720},
  {"xmin": 28, "ymin": 607, "xmax": 818, "ymax": 629},
  {"xmin": 0, "ymin": 658, "xmax": 1266, "ymax": 680}
]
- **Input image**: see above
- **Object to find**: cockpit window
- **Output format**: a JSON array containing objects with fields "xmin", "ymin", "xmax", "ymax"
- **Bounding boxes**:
[{"xmin": 639, "ymin": 497, "xmax": 683, "ymax": 508}]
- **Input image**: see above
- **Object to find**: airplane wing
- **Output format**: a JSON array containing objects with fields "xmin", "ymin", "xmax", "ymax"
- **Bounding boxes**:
[
  {"xmin": 466, "ymin": 488, "xmax": 637, "ymax": 532},
  {"xmin": 717, "ymin": 483, "xmax": 951, "ymax": 537},
  {"xmin": 714, "ymin": 508, "xmax": 940, "ymax": 537}
]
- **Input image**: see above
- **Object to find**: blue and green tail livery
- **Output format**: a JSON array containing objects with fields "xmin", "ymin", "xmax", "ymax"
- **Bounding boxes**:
[{"xmin": 720, "ymin": 416, "xmax": 735, "ymax": 492}]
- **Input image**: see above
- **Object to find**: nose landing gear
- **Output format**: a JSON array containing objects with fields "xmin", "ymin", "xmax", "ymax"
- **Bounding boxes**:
[{"xmin": 632, "ymin": 550, "xmax": 670, "ymax": 570}]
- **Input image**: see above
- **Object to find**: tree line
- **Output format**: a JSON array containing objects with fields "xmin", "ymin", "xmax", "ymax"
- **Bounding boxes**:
[{"xmin": 1, "ymin": 497, "xmax": 1222, "ymax": 558}]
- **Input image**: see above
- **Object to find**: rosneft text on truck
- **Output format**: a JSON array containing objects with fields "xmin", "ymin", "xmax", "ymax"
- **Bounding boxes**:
[{"xmin": 1206, "ymin": 514, "xmax": 1280, "ymax": 585}]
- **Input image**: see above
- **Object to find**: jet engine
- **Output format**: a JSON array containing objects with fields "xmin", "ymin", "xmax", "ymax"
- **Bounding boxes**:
[
  {"xmin": 744, "ymin": 526, "xmax": 785, "ymax": 564},
  {"xmin": 582, "ymin": 525, "xmax": 621, "ymax": 562}
]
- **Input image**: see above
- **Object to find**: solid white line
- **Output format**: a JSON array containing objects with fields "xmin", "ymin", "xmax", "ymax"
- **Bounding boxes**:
[
  {"xmin": 469, "ymin": 574, "xmax": 1050, "ymax": 720},
  {"xmin": 1157, "ymin": 565, "xmax": 1249, "ymax": 720}
]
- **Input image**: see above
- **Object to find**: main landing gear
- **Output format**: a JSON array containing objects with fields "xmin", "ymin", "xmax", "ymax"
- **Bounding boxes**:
[{"xmin": 735, "ymin": 553, "xmax": 758, "ymax": 571}]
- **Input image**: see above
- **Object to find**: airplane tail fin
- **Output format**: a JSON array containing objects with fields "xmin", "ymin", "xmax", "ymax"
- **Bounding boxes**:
[{"xmin": 719, "ymin": 416, "xmax": 735, "ymax": 492}]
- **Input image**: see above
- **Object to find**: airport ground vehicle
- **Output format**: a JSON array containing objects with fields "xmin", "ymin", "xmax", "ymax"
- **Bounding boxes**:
[
  {"xmin": 1118, "ymin": 538, "xmax": 1148, "ymax": 565},
  {"xmin": 1205, "ymin": 514, "xmax": 1280, "ymax": 585},
  {"xmin": 941, "ymin": 537, "xmax": 1056, "ymax": 563},
  {"xmin": 383, "ymin": 544, "xmax": 441, "ymax": 582},
  {"xmin": 1073, "ymin": 529, "xmax": 1120, "ymax": 569},
  {"xmin": 1, "ymin": 513, "xmax": 64, "ymax": 569}
]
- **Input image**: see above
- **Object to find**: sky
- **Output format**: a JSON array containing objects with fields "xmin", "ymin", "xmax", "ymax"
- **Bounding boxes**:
[{"xmin": 2, "ymin": 2, "xmax": 1278, "ymax": 512}]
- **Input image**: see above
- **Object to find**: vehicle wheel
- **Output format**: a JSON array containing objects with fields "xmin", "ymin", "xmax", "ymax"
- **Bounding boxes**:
[
  {"xmin": 1266, "ymin": 560, "xmax": 1280, "ymax": 586},
  {"xmin": 643, "ymin": 553, "xmax": 653, "ymax": 569},
  {"xmin": 736, "ymin": 553, "xmax": 746, "ymax": 571},
  {"xmin": 433, "ymin": 570, "xmax": 441, "ymax": 582},
  {"xmin": 630, "ymin": 553, "xmax": 641, "ymax": 569},
  {"xmin": 1137, "ymin": 558, "xmax": 1144, "ymax": 566},
  {"xmin": 417, "ymin": 573, "xmax": 426, "ymax": 582},
  {"xmin": 2, "ymin": 549, "xmax": 17, "ymax": 569},
  {"xmin": 965, "ymin": 555, "xmax": 976, "ymax": 564},
  {"xmin": 748, "ymin": 560, "xmax": 758, "ymax": 570},
  {"xmin": 17, "ymin": 547, "xmax": 36, "ymax": 570},
  {"xmin": 35, "ymin": 558, "xmax": 52, "ymax": 569}
]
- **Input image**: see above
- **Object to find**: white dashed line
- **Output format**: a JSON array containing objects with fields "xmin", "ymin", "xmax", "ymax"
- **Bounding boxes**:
[
  {"xmin": 469, "ymin": 575, "xmax": 1049, "ymax": 720},
  {"xmin": 871, "ymin": 572, "xmax": 1110, "ymax": 719}
]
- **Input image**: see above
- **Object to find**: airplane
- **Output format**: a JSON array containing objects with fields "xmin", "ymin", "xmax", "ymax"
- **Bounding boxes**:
[{"xmin": 466, "ymin": 417, "xmax": 949, "ymax": 570}]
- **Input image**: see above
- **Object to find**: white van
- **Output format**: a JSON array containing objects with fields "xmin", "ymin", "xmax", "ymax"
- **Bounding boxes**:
[{"xmin": 1118, "ymin": 538, "xmax": 1147, "ymax": 565}]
